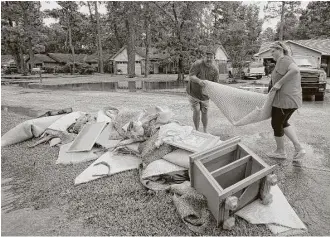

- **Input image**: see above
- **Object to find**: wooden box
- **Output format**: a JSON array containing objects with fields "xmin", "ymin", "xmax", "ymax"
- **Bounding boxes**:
[{"xmin": 189, "ymin": 137, "xmax": 277, "ymax": 229}]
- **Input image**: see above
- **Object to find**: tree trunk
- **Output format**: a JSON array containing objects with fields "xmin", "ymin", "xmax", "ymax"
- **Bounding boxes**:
[
  {"xmin": 27, "ymin": 37, "xmax": 35, "ymax": 70},
  {"xmin": 68, "ymin": 25, "xmax": 76, "ymax": 74},
  {"xmin": 126, "ymin": 8, "xmax": 136, "ymax": 78},
  {"xmin": 279, "ymin": 1, "xmax": 285, "ymax": 41},
  {"xmin": 87, "ymin": 2, "xmax": 99, "ymax": 71},
  {"xmin": 177, "ymin": 55, "xmax": 184, "ymax": 82},
  {"xmin": 21, "ymin": 2, "xmax": 35, "ymax": 70},
  {"xmin": 144, "ymin": 4, "xmax": 151, "ymax": 78},
  {"xmin": 95, "ymin": 1, "xmax": 104, "ymax": 73},
  {"xmin": 19, "ymin": 46, "xmax": 27, "ymax": 76}
]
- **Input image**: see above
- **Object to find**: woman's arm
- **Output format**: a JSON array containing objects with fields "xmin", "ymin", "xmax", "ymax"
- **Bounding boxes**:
[{"xmin": 271, "ymin": 63, "xmax": 299, "ymax": 90}]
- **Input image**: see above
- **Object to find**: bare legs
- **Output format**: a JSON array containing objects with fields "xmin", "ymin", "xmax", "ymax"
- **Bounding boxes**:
[
  {"xmin": 192, "ymin": 106, "xmax": 208, "ymax": 133},
  {"xmin": 274, "ymin": 136, "xmax": 285, "ymax": 154},
  {"xmin": 284, "ymin": 126, "xmax": 303, "ymax": 151},
  {"xmin": 269, "ymin": 125, "xmax": 305, "ymax": 160}
]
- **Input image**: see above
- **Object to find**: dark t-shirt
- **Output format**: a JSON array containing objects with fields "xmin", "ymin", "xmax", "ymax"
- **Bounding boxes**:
[{"xmin": 186, "ymin": 59, "xmax": 219, "ymax": 100}]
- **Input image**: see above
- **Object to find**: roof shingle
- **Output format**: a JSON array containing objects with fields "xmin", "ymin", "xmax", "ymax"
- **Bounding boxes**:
[{"xmin": 257, "ymin": 39, "xmax": 330, "ymax": 56}]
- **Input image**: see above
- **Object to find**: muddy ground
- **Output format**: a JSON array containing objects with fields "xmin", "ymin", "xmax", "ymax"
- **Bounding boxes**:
[{"xmin": 1, "ymin": 82, "xmax": 330, "ymax": 235}]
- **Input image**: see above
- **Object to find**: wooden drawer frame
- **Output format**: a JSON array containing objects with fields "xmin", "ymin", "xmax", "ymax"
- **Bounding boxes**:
[{"xmin": 189, "ymin": 136, "xmax": 277, "ymax": 229}]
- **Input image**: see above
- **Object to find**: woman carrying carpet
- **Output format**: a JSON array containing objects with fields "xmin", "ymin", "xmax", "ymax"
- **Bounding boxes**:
[{"xmin": 267, "ymin": 41, "xmax": 306, "ymax": 160}]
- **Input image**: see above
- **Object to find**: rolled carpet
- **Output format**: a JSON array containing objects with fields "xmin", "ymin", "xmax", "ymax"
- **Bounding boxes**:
[{"xmin": 204, "ymin": 81, "xmax": 276, "ymax": 126}]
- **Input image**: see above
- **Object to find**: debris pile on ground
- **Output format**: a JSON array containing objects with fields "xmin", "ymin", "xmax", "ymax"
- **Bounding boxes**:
[
  {"xmin": 1, "ymin": 105, "xmax": 224, "ymax": 232},
  {"xmin": 1, "ymin": 104, "xmax": 308, "ymax": 234}
]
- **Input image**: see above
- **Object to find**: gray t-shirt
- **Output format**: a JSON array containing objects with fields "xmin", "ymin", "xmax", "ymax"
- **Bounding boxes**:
[
  {"xmin": 271, "ymin": 56, "xmax": 302, "ymax": 109},
  {"xmin": 186, "ymin": 59, "xmax": 219, "ymax": 101}
]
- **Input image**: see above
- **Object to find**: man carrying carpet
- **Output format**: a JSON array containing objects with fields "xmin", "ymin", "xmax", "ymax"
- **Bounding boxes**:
[{"xmin": 186, "ymin": 46, "xmax": 220, "ymax": 133}]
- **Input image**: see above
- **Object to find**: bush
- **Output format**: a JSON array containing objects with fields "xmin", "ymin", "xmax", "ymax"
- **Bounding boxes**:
[
  {"xmin": 3, "ymin": 67, "xmax": 18, "ymax": 75},
  {"xmin": 77, "ymin": 63, "xmax": 95, "ymax": 75},
  {"xmin": 43, "ymin": 66, "xmax": 55, "ymax": 74}
]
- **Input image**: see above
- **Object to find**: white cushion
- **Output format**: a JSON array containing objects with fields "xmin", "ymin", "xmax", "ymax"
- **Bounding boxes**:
[{"xmin": 162, "ymin": 149, "xmax": 193, "ymax": 169}]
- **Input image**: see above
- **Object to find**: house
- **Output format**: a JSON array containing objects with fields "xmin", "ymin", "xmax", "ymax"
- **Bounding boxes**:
[
  {"xmin": 254, "ymin": 39, "xmax": 330, "ymax": 76},
  {"xmin": 137, "ymin": 47, "xmax": 171, "ymax": 74},
  {"xmin": 1, "ymin": 55, "xmax": 16, "ymax": 68},
  {"xmin": 85, "ymin": 51, "xmax": 114, "ymax": 72},
  {"xmin": 26, "ymin": 54, "xmax": 58, "ymax": 69},
  {"xmin": 47, "ymin": 53, "xmax": 88, "ymax": 65},
  {"xmin": 110, "ymin": 44, "xmax": 230, "ymax": 75},
  {"xmin": 26, "ymin": 53, "xmax": 93, "ymax": 69},
  {"xmin": 210, "ymin": 44, "xmax": 229, "ymax": 73},
  {"xmin": 110, "ymin": 46, "xmax": 148, "ymax": 75}
]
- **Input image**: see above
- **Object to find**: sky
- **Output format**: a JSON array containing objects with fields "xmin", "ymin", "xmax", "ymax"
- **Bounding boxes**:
[{"xmin": 41, "ymin": 1, "xmax": 310, "ymax": 31}]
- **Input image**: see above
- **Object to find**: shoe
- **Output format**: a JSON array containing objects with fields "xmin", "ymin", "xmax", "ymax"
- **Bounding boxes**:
[
  {"xmin": 267, "ymin": 151, "xmax": 287, "ymax": 159},
  {"xmin": 293, "ymin": 149, "xmax": 306, "ymax": 161}
]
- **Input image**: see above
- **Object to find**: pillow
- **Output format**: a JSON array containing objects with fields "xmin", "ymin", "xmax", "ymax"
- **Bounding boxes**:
[{"xmin": 162, "ymin": 149, "xmax": 193, "ymax": 169}]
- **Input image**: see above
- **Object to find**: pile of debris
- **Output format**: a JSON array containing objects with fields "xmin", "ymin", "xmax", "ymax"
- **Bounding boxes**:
[
  {"xmin": 1, "ymin": 105, "xmax": 307, "ymax": 235},
  {"xmin": 2, "ymin": 105, "xmax": 224, "ymax": 232},
  {"xmin": 2, "ymin": 106, "xmax": 222, "ymax": 190}
]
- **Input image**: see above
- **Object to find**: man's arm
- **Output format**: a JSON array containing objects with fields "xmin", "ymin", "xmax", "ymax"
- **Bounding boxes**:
[
  {"xmin": 189, "ymin": 75, "xmax": 203, "ymax": 84},
  {"xmin": 213, "ymin": 68, "xmax": 220, "ymax": 83},
  {"xmin": 189, "ymin": 62, "xmax": 204, "ymax": 86}
]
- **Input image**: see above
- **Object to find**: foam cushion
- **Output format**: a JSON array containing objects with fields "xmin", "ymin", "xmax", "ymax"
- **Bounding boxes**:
[{"xmin": 162, "ymin": 149, "xmax": 193, "ymax": 169}]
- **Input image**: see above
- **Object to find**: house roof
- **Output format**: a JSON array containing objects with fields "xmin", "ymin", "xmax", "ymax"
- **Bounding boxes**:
[
  {"xmin": 219, "ymin": 45, "xmax": 230, "ymax": 59},
  {"xmin": 255, "ymin": 39, "xmax": 330, "ymax": 56},
  {"xmin": 47, "ymin": 53, "xmax": 88, "ymax": 64},
  {"xmin": 26, "ymin": 54, "xmax": 56, "ymax": 63},
  {"xmin": 110, "ymin": 46, "xmax": 170, "ymax": 61},
  {"xmin": 85, "ymin": 51, "xmax": 114, "ymax": 63}
]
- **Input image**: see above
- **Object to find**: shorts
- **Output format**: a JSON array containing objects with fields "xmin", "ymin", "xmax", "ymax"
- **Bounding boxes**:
[
  {"xmin": 271, "ymin": 106, "xmax": 296, "ymax": 137},
  {"xmin": 188, "ymin": 94, "xmax": 209, "ymax": 113}
]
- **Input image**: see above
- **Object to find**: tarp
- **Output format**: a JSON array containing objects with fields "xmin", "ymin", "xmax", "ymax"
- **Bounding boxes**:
[
  {"xmin": 75, "ymin": 151, "xmax": 142, "ymax": 185},
  {"xmin": 204, "ymin": 81, "xmax": 276, "ymax": 126},
  {"xmin": 48, "ymin": 111, "xmax": 85, "ymax": 131},
  {"xmin": 235, "ymin": 185, "xmax": 307, "ymax": 235},
  {"xmin": 56, "ymin": 142, "xmax": 101, "ymax": 165}
]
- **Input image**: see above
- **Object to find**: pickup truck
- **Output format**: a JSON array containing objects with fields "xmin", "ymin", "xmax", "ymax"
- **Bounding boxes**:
[
  {"xmin": 293, "ymin": 56, "xmax": 327, "ymax": 101},
  {"xmin": 228, "ymin": 61, "xmax": 265, "ymax": 79},
  {"xmin": 242, "ymin": 61, "xmax": 265, "ymax": 79}
]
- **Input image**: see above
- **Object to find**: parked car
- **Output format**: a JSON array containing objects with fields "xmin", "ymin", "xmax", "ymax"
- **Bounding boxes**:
[
  {"xmin": 228, "ymin": 61, "xmax": 265, "ymax": 79},
  {"xmin": 242, "ymin": 61, "xmax": 265, "ymax": 79},
  {"xmin": 293, "ymin": 56, "xmax": 327, "ymax": 101}
]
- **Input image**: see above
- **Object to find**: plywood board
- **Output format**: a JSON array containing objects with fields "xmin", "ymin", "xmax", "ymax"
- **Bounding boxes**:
[
  {"xmin": 211, "ymin": 155, "xmax": 251, "ymax": 178},
  {"xmin": 203, "ymin": 150, "xmax": 236, "ymax": 172},
  {"xmin": 237, "ymin": 180, "xmax": 261, "ymax": 210},
  {"xmin": 193, "ymin": 161, "xmax": 222, "ymax": 223},
  {"xmin": 68, "ymin": 122, "xmax": 107, "ymax": 152},
  {"xmin": 165, "ymin": 130, "xmax": 220, "ymax": 153},
  {"xmin": 214, "ymin": 162, "xmax": 247, "ymax": 189},
  {"xmin": 219, "ymin": 165, "xmax": 276, "ymax": 200}
]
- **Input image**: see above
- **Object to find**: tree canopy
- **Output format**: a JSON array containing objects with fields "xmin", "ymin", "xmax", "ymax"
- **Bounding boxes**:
[{"xmin": 1, "ymin": 1, "xmax": 328, "ymax": 76}]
